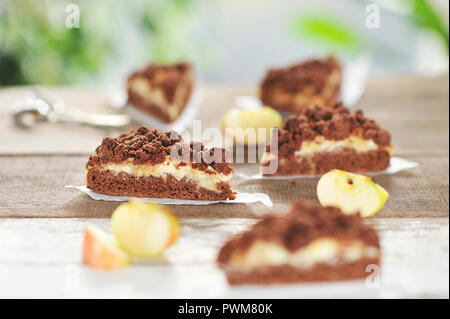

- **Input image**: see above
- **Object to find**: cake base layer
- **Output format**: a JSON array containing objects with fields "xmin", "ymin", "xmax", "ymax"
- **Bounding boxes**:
[
  {"xmin": 127, "ymin": 87, "xmax": 191, "ymax": 124},
  {"xmin": 261, "ymin": 87, "xmax": 338, "ymax": 113},
  {"xmin": 224, "ymin": 258, "xmax": 380, "ymax": 285},
  {"xmin": 87, "ymin": 169, "xmax": 235, "ymax": 200},
  {"xmin": 262, "ymin": 149, "xmax": 390, "ymax": 176}
]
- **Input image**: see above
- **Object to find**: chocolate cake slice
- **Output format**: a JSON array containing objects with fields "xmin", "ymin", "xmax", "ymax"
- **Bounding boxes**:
[
  {"xmin": 260, "ymin": 57, "xmax": 342, "ymax": 112},
  {"xmin": 217, "ymin": 201, "xmax": 381, "ymax": 285},
  {"xmin": 261, "ymin": 103, "xmax": 393, "ymax": 175},
  {"xmin": 127, "ymin": 62, "xmax": 193, "ymax": 123},
  {"xmin": 86, "ymin": 126, "xmax": 236, "ymax": 200}
]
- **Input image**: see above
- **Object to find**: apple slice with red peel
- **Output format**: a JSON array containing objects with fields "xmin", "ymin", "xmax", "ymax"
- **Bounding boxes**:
[
  {"xmin": 317, "ymin": 169, "xmax": 389, "ymax": 218},
  {"xmin": 111, "ymin": 200, "xmax": 180, "ymax": 258},
  {"xmin": 82, "ymin": 225, "xmax": 130, "ymax": 270}
]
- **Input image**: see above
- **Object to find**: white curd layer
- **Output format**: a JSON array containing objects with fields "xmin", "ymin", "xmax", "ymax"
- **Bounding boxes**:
[
  {"xmin": 295, "ymin": 135, "xmax": 383, "ymax": 156},
  {"xmin": 99, "ymin": 157, "xmax": 230, "ymax": 192},
  {"xmin": 262, "ymin": 135, "xmax": 392, "ymax": 163},
  {"xmin": 128, "ymin": 78, "xmax": 180, "ymax": 120},
  {"xmin": 226, "ymin": 238, "xmax": 380, "ymax": 271}
]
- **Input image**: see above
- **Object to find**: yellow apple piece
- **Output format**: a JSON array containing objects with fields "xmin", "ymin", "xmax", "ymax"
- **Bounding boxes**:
[
  {"xmin": 317, "ymin": 169, "xmax": 389, "ymax": 217},
  {"xmin": 82, "ymin": 225, "xmax": 130, "ymax": 270},
  {"xmin": 221, "ymin": 106, "xmax": 282, "ymax": 145},
  {"xmin": 111, "ymin": 200, "xmax": 180, "ymax": 258}
]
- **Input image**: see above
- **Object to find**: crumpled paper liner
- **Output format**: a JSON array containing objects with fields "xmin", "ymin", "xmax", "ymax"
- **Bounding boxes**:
[
  {"xmin": 236, "ymin": 157, "xmax": 418, "ymax": 181},
  {"xmin": 65, "ymin": 185, "xmax": 273, "ymax": 207}
]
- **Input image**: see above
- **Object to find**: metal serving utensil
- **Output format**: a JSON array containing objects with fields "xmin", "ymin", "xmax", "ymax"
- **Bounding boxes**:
[{"xmin": 13, "ymin": 87, "xmax": 131, "ymax": 129}]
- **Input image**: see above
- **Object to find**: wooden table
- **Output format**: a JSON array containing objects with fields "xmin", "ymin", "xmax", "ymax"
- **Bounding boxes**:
[{"xmin": 0, "ymin": 75, "xmax": 448, "ymax": 298}]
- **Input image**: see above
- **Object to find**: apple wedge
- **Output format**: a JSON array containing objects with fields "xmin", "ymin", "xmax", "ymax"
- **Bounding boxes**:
[
  {"xmin": 111, "ymin": 200, "xmax": 180, "ymax": 258},
  {"xmin": 221, "ymin": 106, "xmax": 282, "ymax": 145},
  {"xmin": 82, "ymin": 225, "xmax": 130, "ymax": 270},
  {"xmin": 317, "ymin": 169, "xmax": 389, "ymax": 217}
]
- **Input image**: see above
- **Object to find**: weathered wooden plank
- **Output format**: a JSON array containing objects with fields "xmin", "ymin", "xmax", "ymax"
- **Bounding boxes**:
[
  {"xmin": 0, "ymin": 76, "xmax": 448, "ymax": 156},
  {"xmin": 0, "ymin": 155, "xmax": 447, "ymax": 218},
  {"xmin": 0, "ymin": 79, "xmax": 448, "ymax": 299},
  {"xmin": 0, "ymin": 217, "xmax": 447, "ymax": 298}
]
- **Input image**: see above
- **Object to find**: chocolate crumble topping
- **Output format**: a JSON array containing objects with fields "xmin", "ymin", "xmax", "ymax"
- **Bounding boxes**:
[
  {"xmin": 86, "ymin": 126, "xmax": 233, "ymax": 175},
  {"xmin": 217, "ymin": 201, "xmax": 380, "ymax": 264},
  {"xmin": 260, "ymin": 57, "xmax": 341, "ymax": 93},
  {"xmin": 127, "ymin": 62, "xmax": 191, "ymax": 103},
  {"xmin": 267, "ymin": 102, "xmax": 392, "ymax": 157}
]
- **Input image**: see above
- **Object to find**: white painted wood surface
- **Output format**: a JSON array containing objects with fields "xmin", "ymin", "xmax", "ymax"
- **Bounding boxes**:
[{"xmin": 0, "ymin": 217, "xmax": 448, "ymax": 299}]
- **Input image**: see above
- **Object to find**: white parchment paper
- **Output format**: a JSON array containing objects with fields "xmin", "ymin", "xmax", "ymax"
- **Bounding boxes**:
[
  {"xmin": 236, "ymin": 157, "xmax": 418, "ymax": 181},
  {"xmin": 65, "ymin": 185, "xmax": 273, "ymax": 207}
]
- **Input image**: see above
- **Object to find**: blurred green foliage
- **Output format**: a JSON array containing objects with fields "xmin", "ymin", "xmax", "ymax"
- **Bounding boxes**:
[
  {"xmin": 0, "ymin": 0, "xmax": 198, "ymax": 86},
  {"xmin": 1, "ymin": 0, "xmax": 448, "ymax": 86},
  {"xmin": 290, "ymin": 0, "xmax": 449, "ymax": 55},
  {"xmin": 290, "ymin": 14, "xmax": 364, "ymax": 54},
  {"xmin": 0, "ymin": 0, "xmax": 112, "ymax": 85},
  {"xmin": 140, "ymin": 0, "xmax": 199, "ymax": 63},
  {"xmin": 411, "ymin": 0, "xmax": 449, "ymax": 53}
]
